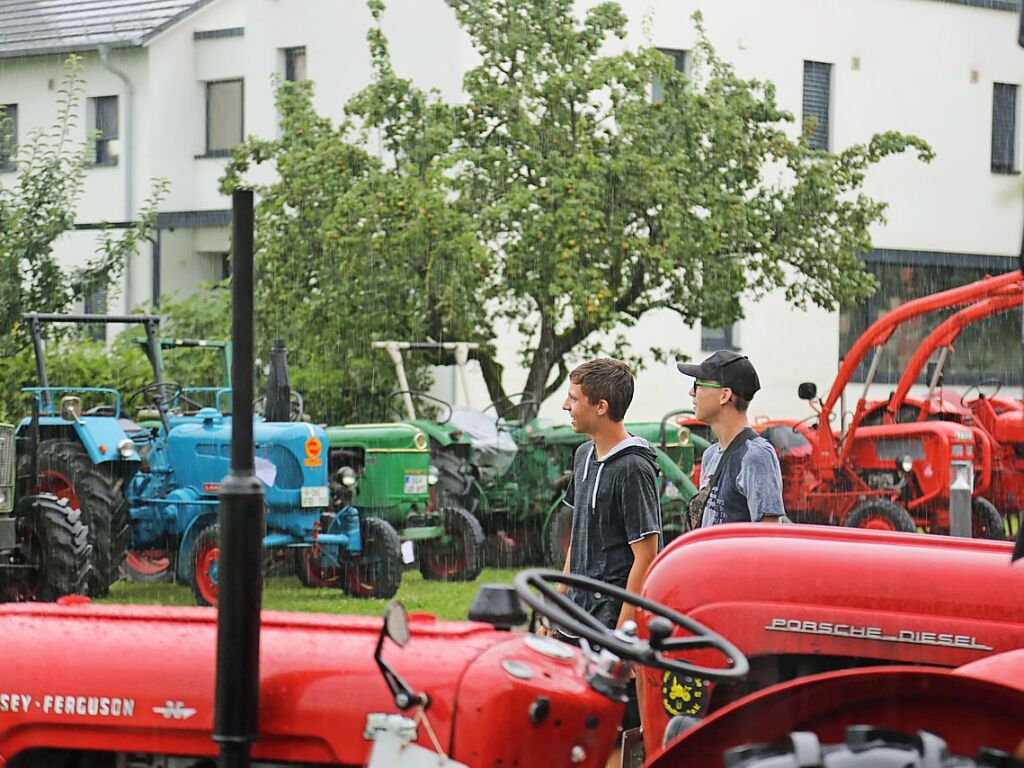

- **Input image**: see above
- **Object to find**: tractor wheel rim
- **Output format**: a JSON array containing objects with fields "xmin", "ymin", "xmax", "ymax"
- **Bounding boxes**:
[
  {"xmin": 861, "ymin": 515, "xmax": 896, "ymax": 531},
  {"xmin": 126, "ymin": 550, "xmax": 171, "ymax": 576},
  {"xmin": 198, "ymin": 544, "xmax": 219, "ymax": 603},
  {"xmin": 423, "ymin": 540, "xmax": 466, "ymax": 577},
  {"xmin": 303, "ymin": 550, "xmax": 342, "ymax": 587},
  {"xmin": 32, "ymin": 471, "xmax": 79, "ymax": 510}
]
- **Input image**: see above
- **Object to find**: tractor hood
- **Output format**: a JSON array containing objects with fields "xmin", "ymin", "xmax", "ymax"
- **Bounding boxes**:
[
  {"xmin": 0, "ymin": 602, "xmax": 615, "ymax": 765},
  {"xmin": 327, "ymin": 422, "xmax": 429, "ymax": 453}
]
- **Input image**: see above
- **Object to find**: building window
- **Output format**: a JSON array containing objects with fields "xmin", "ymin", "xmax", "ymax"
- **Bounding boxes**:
[
  {"xmin": 198, "ymin": 251, "xmax": 231, "ymax": 281},
  {"xmin": 802, "ymin": 61, "xmax": 832, "ymax": 151},
  {"xmin": 205, "ymin": 79, "xmax": 244, "ymax": 157},
  {"xmin": 0, "ymin": 103, "xmax": 16, "ymax": 171},
  {"xmin": 992, "ymin": 82, "xmax": 1019, "ymax": 174},
  {"xmin": 83, "ymin": 284, "xmax": 108, "ymax": 341},
  {"xmin": 652, "ymin": 48, "xmax": 688, "ymax": 102},
  {"xmin": 88, "ymin": 96, "xmax": 119, "ymax": 166},
  {"xmin": 839, "ymin": 258, "xmax": 1022, "ymax": 385},
  {"xmin": 701, "ymin": 324, "xmax": 738, "ymax": 352},
  {"xmin": 284, "ymin": 46, "xmax": 307, "ymax": 83}
]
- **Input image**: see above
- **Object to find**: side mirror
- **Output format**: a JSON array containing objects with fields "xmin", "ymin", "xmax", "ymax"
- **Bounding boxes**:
[
  {"xmin": 60, "ymin": 396, "xmax": 82, "ymax": 422},
  {"xmin": 383, "ymin": 601, "xmax": 411, "ymax": 647},
  {"xmin": 797, "ymin": 383, "xmax": 817, "ymax": 401}
]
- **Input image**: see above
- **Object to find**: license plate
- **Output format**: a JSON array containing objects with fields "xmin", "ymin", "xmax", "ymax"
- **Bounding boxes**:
[
  {"xmin": 404, "ymin": 474, "xmax": 428, "ymax": 495},
  {"xmin": 301, "ymin": 486, "xmax": 329, "ymax": 508}
]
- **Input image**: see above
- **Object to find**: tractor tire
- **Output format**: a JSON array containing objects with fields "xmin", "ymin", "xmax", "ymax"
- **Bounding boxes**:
[
  {"xmin": 972, "ymin": 497, "xmax": 1006, "ymax": 540},
  {"xmin": 418, "ymin": 506, "xmax": 485, "ymax": 582},
  {"xmin": 342, "ymin": 516, "xmax": 402, "ymax": 599},
  {"xmin": 189, "ymin": 524, "xmax": 221, "ymax": 607},
  {"xmin": 844, "ymin": 499, "xmax": 916, "ymax": 533},
  {"xmin": 22, "ymin": 440, "xmax": 130, "ymax": 596},
  {"xmin": 546, "ymin": 505, "xmax": 574, "ymax": 568},
  {"xmin": 724, "ymin": 726, "xmax": 1011, "ymax": 767},
  {"xmin": 291, "ymin": 547, "xmax": 343, "ymax": 588},
  {"xmin": 3, "ymin": 494, "xmax": 91, "ymax": 602}
]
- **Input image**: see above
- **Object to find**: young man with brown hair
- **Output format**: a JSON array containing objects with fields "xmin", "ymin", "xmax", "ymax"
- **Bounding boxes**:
[
  {"xmin": 678, "ymin": 350, "xmax": 785, "ymax": 526},
  {"xmin": 557, "ymin": 358, "xmax": 661, "ymax": 748}
]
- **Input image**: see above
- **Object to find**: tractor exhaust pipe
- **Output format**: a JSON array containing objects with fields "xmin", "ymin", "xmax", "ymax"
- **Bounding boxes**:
[
  {"xmin": 264, "ymin": 340, "xmax": 291, "ymax": 422},
  {"xmin": 214, "ymin": 189, "xmax": 265, "ymax": 768}
]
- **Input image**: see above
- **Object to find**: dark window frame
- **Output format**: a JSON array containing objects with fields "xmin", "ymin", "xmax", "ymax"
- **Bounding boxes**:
[
  {"xmin": 89, "ymin": 95, "xmax": 119, "ymax": 167},
  {"xmin": 199, "ymin": 78, "xmax": 244, "ymax": 159},
  {"xmin": 991, "ymin": 82, "xmax": 1019, "ymax": 175},
  {"xmin": 284, "ymin": 46, "xmax": 307, "ymax": 83},
  {"xmin": 701, "ymin": 323, "xmax": 739, "ymax": 353},
  {"xmin": 802, "ymin": 60, "xmax": 833, "ymax": 152},
  {"xmin": 652, "ymin": 47, "xmax": 688, "ymax": 102},
  {"xmin": 0, "ymin": 103, "xmax": 17, "ymax": 171}
]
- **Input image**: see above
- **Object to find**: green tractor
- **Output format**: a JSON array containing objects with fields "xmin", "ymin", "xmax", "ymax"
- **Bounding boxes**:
[
  {"xmin": 310, "ymin": 421, "xmax": 485, "ymax": 584},
  {"xmin": 0, "ymin": 417, "xmax": 91, "ymax": 601}
]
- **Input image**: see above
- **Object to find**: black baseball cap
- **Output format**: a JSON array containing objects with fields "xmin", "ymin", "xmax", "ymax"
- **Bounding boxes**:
[{"xmin": 677, "ymin": 350, "xmax": 761, "ymax": 401}]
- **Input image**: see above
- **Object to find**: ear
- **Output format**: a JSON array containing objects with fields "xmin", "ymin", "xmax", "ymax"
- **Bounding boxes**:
[
  {"xmin": 596, "ymin": 399, "xmax": 610, "ymax": 417},
  {"xmin": 719, "ymin": 387, "xmax": 733, "ymax": 406}
]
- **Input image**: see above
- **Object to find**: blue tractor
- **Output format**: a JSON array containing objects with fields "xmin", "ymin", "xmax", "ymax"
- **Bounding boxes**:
[
  {"xmin": 128, "ymin": 336, "xmax": 403, "ymax": 605},
  {"xmin": 19, "ymin": 314, "xmax": 403, "ymax": 605}
]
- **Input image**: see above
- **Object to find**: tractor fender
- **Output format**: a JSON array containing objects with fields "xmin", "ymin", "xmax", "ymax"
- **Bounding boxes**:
[
  {"xmin": 409, "ymin": 420, "xmax": 456, "ymax": 446},
  {"xmin": 177, "ymin": 511, "xmax": 219, "ymax": 582},
  {"xmin": 18, "ymin": 416, "xmax": 138, "ymax": 467}
]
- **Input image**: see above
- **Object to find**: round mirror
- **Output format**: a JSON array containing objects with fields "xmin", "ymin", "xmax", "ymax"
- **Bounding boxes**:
[{"xmin": 384, "ymin": 601, "xmax": 411, "ymax": 647}]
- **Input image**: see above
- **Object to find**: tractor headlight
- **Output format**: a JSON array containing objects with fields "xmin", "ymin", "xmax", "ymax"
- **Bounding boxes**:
[
  {"xmin": 117, "ymin": 438, "xmax": 138, "ymax": 459},
  {"xmin": 428, "ymin": 465, "xmax": 440, "ymax": 486},
  {"xmin": 336, "ymin": 466, "xmax": 358, "ymax": 488},
  {"xmin": 899, "ymin": 454, "xmax": 914, "ymax": 473},
  {"xmin": 414, "ymin": 432, "xmax": 429, "ymax": 451}
]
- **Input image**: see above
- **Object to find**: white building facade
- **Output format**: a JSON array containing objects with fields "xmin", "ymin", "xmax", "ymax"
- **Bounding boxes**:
[{"xmin": 0, "ymin": 0, "xmax": 1021, "ymax": 421}]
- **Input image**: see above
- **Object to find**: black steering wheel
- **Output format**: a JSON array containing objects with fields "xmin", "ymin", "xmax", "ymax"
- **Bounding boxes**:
[
  {"xmin": 254, "ymin": 391, "xmax": 305, "ymax": 421},
  {"xmin": 127, "ymin": 381, "xmax": 184, "ymax": 410},
  {"xmin": 388, "ymin": 390, "xmax": 454, "ymax": 424},
  {"xmin": 961, "ymin": 378, "xmax": 1003, "ymax": 406},
  {"xmin": 514, "ymin": 569, "xmax": 749, "ymax": 680}
]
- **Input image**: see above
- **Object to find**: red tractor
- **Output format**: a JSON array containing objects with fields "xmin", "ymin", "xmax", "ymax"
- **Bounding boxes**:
[
  {"xmin": 854, "ymin": 287, "xmax": 1024, "ymax": 536},
  {"xmin": 788, "ymin": 269, "xmax": 1023, "ymax": 536},
  {"xmin": 634, "ymin": 524, "xmax": 1024, "ymax": 761}
]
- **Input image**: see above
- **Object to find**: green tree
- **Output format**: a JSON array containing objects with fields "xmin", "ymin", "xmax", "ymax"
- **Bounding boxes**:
[{"xmin": 228, "ymin": 0, "xmax": 933, "ymax": 420}]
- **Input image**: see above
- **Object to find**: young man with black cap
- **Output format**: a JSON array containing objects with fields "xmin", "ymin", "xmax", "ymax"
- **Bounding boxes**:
[{"xmin": 678, "ymin": 350, "xmax": 785, "ymax": 527}]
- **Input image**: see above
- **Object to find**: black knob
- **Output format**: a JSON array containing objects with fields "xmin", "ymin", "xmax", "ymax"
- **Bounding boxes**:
[{"xmin": 648, "ymin": 617, "xmax": 674, "ymax": 649}]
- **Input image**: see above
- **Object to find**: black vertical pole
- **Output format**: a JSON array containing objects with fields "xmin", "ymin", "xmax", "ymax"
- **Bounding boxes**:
[{"xmin": 214, "ymin": 189, "xmax": 264, "ymax": 767}]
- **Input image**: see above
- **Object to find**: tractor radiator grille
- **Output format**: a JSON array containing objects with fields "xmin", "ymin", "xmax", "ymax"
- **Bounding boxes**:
[{"xmin": 0, "ymin": 426, "xmax": 13, "ymax": 484}]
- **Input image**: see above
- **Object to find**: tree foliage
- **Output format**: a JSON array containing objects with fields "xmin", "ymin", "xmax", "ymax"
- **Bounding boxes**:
[{"xmin": 226, "ymin": 0, "xmax": 933, "ymax": 420}]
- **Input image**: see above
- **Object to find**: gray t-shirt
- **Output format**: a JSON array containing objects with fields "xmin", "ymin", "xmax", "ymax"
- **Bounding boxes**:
[{"xmin": 699, "ymin": 433, "xmax": 785, "ymax": 526}]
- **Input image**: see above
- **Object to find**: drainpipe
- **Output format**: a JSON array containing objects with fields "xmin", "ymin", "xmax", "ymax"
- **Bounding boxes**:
[{"xmin": 98, "ymin": 44, "xmax": 134, "ymax": 311}]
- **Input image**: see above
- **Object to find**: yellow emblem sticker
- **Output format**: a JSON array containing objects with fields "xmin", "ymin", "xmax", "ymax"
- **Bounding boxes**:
[{"xmin": 661, "ymin": 670, "xmax": 708, "ymax": 718}]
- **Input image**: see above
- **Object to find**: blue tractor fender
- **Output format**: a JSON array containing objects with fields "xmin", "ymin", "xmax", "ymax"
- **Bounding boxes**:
[
  {"xmin": 176, "ymin": 511, "xmax": 219, "ymax": 582},
  {"xmin": 17, "ymin": 415, "xmax": 141, "ymax": 468}
]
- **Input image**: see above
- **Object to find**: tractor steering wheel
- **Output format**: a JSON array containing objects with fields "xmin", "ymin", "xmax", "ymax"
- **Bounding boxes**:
[
  {"xmin": 482, "ymin": 392, "xmax": 540, "ymax": 426},
  {"xmin": 514, "ymin": 569, "xmax": 749, "ymax": 680},
  {"xmin": 961, "ymin": 378, "xmax": 1003, "ymax": 406},
  {"xmin": 388, "ymin": 390, "xmax": 454, "ymax": 424},
  {"xmin": 127, "ymin": 381, "xmax": 184, "ymax": 411}
]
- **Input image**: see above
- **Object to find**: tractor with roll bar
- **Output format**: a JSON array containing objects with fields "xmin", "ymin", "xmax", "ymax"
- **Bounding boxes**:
[
  {"xmin": 784, "ymin": 269, "xmax": 1023, "ymax": 537},
  {"xmin": 853, "ymin": 287, "xmax": 1024, "ymax": 537},
  {"xmin": 16, "ymin": 313, "xmax": 402, "ymax": 604}
]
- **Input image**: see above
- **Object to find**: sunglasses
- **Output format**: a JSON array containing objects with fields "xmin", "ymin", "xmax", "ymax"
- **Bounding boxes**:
[{"xmin": 693, "ymin": 380, "xmax": 724, "ymax": 389}]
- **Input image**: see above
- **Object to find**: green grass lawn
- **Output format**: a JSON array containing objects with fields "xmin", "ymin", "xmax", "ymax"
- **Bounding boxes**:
[{"xmin": 100, "ymin": 568, "xmax": 519, "ymax": 620}]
